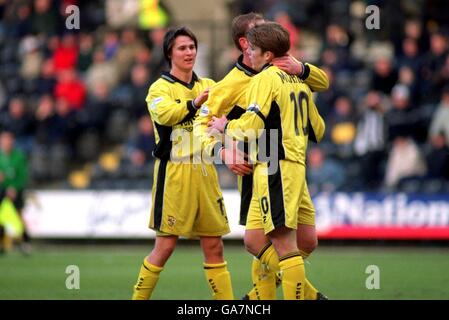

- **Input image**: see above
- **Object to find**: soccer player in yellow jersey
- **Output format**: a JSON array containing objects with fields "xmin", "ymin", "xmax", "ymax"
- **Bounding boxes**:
[
  {"xmin": 194, "ymin": 13, "xmax": 328, "ymax": 300},
  {"xmin": 209, "ymin": 22, "xmax": 325, "ymax": 300},
  {"xmin": 131, "ymin": 27, "xmax": 233, "ymax": 300}
]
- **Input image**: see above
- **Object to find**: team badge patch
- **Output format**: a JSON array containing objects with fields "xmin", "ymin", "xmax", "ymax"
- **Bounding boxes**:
[
  {"xmin": 150, "ymin": 97, "xmax": 163, "ymax": 110},
  {"xmin": 199, "ymin": 105, "xmax": 209, "ymax": 117},
  {"xmin": 247, "ymin": 103, "xmax": 260, "ymax": 113}
]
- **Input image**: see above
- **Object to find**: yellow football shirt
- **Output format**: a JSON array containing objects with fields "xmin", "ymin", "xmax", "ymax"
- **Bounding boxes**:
[
  {"xmin": 146, "ymin": 71, "xmax": 215, "ymax": 161},
  {"xmin": 225, "ymin": 64, "xmax": 325, "ymax": 166}
]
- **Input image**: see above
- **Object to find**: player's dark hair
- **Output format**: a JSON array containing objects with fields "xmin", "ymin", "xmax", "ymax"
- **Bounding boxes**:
[
  {"xmin": 163, "ymin": 27, "xmax": 198, "ymax": 66},
  {"xmin": 246, "ymin": 22, "xmax": 290, "ymax": 58},
  {"xmin": 231, "ymin": 12, "xmax": 264, "ymax": 51}
]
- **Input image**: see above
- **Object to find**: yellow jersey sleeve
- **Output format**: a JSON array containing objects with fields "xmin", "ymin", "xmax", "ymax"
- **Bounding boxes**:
[
  {"xmin": 193, "ymin": 81, "xmax": 235, "ymax": 156},
  {"xmin": 146, "ymin": 81, "xmax": 198, "ymax": 126},
  {"xmin": 302, "ymin": 63, "xmax": 329, "ymax": 92},
  {"xmin": 308, "ymin": 97, "xmax": 326, "ymax": 143},
  {"xmin": 225, "ymin": 73, "xmax": 273, "ymax": 140}
]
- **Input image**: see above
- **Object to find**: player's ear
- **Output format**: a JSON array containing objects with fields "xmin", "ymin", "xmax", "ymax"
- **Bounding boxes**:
[
  {"xmin": 264, "ymin": 51, "xmax": 274, "ymax": 62},
  {"xmin": 239, "ymin": 37, "xmax": 248, "ymax": 51}
]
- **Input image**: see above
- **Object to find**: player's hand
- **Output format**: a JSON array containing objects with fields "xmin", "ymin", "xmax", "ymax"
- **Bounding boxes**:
[
  {"xmin": 208, "ymin": 115, "xmax": 228, "ymax": 133},
  {"xmin": 219, "ymin": 146, "xmax": 253, "ymax": 176},
  {"xmin": 194, "ymin": 88, "xmax": 210, "ymax": 108},
  {"xmin": 272, "ymin": 54, "xmax": 303, "ymax": 76}
]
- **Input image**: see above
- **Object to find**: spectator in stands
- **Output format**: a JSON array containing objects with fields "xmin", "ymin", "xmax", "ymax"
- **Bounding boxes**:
[
  {"xmin": 19, "ymin": 35, "xmax": 43, "ymax": 81},
  {"xmin": 320, "ymin": 24, "xmax": 354, "ymax": 74},
  {"xmin": 429, "ymin": 87, "xmax": 449, "ymax": 145},
  {"xmin": 127, "ymin": 64, "xmax": 151, "ymax": 119},
  {"xmin": 385, "ymin": 84, "xmax": 423, "ymax": 142},
  {"xmin": 32, "ymin": 96, "xmax": 74, "ymax": 180},
  {"xmin": 125, "ymin": 114, "xmax": 155, "ymax": 169},
  {"xmin": 0, "ymin": 131, "xmax": 30, "ymax": 254},
  {"xmin": 115, "ymin": 28, "xmax": 144, "ymax": 81},
  {"xmin": 307, "ymin": 146, "xmax": 346, "ymax": 195},
  {"xmin": 54, "ymin": 68, "xmax": 86, "ymax": 111},
  {"xmin": 77, "ymin": 33, "xmax": 94, "ymax": 74},
  {"xmin": 52, "ymin": 33, "xmax": 78, "ymax": 73},
  {"xmin": 354, "ymin": 91, "xmax": 387, "ymax": 190},
  {"xmin": 314, "ymin": 66, "xmax": 342, "ymax": 119},
  {"xmin": 397, "ymin": 65, "xmax": 419, "ymax": 103},
  {"xmin": 36, "ymin": 58, "xmax": 57, "ymax": 95},
  {"xmin": 85, "ymin": 49, "xmax": 119, "ymax": 96},
  {"xmin": 0, "ymin": 97, "xmax": 34, "ymax": 154},
  {"xmin": 384, "ymin": 136, "xmax": 427, "ymax": 189},
  {"xmin": 6, "ymin": 2, "xmax": 32, "ymax": 38},
  {"xmin": 421, "ymin": 32, "xmax": 449, "ymax": 104},
  {"xmin": 425, "ymin": 133, "xmax": 449, "ymax": 179},
  {"xmin": 31, "ymin": 0, "xmax": 59, "ymax": 36},
  {"xmin": 146, "ymin": 27, "xmax": 168, "ymax": 80},
  {"xmin": 371, "ymin": 57, "xmax": 398, "ymax": 95},
  {"xmin": 397, "ymin": 38, "xmax": 422, "ymax": 73},
  {"xmin": 325, "ymin": 95, "xmax": 357, "ymax": 159},
  {"xmin": 103, "ymin": 30, "xmax": 119, "ymax": 61}
]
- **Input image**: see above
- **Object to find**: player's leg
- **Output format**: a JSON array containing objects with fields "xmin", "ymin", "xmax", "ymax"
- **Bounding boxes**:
[
  {"xmin": 269, "ymin": 226, "xmax": 305, "ymax": 300},
  {"xmin": 196, "ymin": 163, "xmax": 233, "ymax": 300},
  {"xmin": 132, "ymin": 160, "xmax": 186, "ymax": 300},
  {"xmin": 132, "ymin": 234, "xmax": 178, "ymax": 300},
  {"xmin": 200, "ymin": 236, "xmax": 234, "ymax": 299},
  {"xmin": 244, "ymin": 229, "xmax": 277, "ymax": 300},
  {"xmin": 265, "ymin": 160, "xmax": 306, "ymax": 300},
  {"xmin": 296, "ymin": 185, "xmax": 328, "ymax": 299},
  {"xmin": 14, "ymin": 191, "xmax": 31, "ymax": 255},
  {"xmin": 297, "ymin": 224, "xmax": 321, "ymax": 299}
]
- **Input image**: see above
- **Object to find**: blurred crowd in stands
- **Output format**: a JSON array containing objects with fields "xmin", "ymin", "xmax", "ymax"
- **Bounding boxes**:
[{"xmin": 0, "ymin": 0, "xmax": 449, "ymax": 194}]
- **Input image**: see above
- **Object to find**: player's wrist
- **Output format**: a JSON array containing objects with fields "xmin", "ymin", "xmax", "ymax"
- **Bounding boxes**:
[
  {"xmin": 297, "ymin": 61, "xmax": 305, "ymax": 77},
  {"xmin": 192, "ymin": 99, "xmax": 199, "ymax": 109}
]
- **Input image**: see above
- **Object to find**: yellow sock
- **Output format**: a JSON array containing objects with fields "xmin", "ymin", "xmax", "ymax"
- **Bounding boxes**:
[
  {"xmin": 132, "ymin": 259, "xmax": 163, "ymax": 300},
  {"xmin": 298, "ymin": 249, "xmax": 310, "ymax": 259},
  {"xmin": 3, "ymin": 234, "xmax": 13, "ymax": 252},
  {"xmin": 299, "ymin": 249, "xmax": 319, "ymax": 300},
  {"xmin": 203, "ymin": 261, "xmax": 234, "ymax": 300},
  {"xmin": 257, "ymin": 243, "xmax": 280, "ymax": 273},
  {"xmin": 278, "ymin": 253, "xmax": 305, "ymax": 300},
  {"xmin": 246, "ymin": 257, "xmax": 276, "ymax": 300}
]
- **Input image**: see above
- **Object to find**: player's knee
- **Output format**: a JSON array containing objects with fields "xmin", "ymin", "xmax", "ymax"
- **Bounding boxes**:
[
  {"xmin": 243, "ymin": 237, "xmax": 261, "ymax": 256},
  {"xmin": 298, "ymin": 236, "xmax": 318, "ymax": 255},
  {"xmin": 154, "ymin": 242, "xmax": 176, "ymax": 261},
  {"xmin": 202, "ymin": 238, "xmax": 224, "ymax": 258}
]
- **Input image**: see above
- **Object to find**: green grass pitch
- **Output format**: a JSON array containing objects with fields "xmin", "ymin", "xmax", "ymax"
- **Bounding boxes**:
[{"xmin": 1, "ymin": 243, "xmax": 449, "ymax": 300}]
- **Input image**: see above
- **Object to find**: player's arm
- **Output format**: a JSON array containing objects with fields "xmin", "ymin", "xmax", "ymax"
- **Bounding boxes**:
[
  {"xmin": 308, "ymin": 96, "xmax": 326, "ymax": 143},
  {"xmin": 301, "ymin": 63, "xmax": 329, "ymax": 92},
  {"xmin": 146, "ymin": 84, "xmax": 202, "ymax": 126},
  {"xmin": 193, "ymin": 84, "xmax": 233, "ymax": 156},
  {"xmin": 225, "ymin": 76, "xmax": 273, "ymax": 141},
  {"xmin": 272, "ymin": 55, "xmax": 329, "ymax": 92}
]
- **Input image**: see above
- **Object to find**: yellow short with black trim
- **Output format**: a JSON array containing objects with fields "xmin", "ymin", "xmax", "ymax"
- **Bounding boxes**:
[
  {"xmin": 245, "ymin": 160, "xmax": 315, "ymax": 234},
  {"xmin": 149, "ymin": 159, "xmax": 230, "ymax": 238}
]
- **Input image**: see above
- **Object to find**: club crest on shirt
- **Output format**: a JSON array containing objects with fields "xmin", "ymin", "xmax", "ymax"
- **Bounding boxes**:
[
  {"xmin": 167, "ymin": 215, "xmax": 176, "ymax": 228},
  {"xmin": 247, "ymin": 103, "xmax": 260, "ymax": 113},
  {"xmin": 150, "ymin": 97, "xmax": 163, "ymax": 110},
  {"xmin": 199, "ymin": 105, "xmax": 209, "ymax": 117}
]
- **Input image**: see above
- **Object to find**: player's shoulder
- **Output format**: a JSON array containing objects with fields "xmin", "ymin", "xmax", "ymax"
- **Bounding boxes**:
[
  {"xmin": 251, "ymin": 65, "xmax": 279, "ymax": 83},
  {"xmin": 150, "ymin": 76, "xmax": 171, "ymax": 90},
  {"xmin": 199, "ymin": 76, "xmax": 216, "ymax": 87}
]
